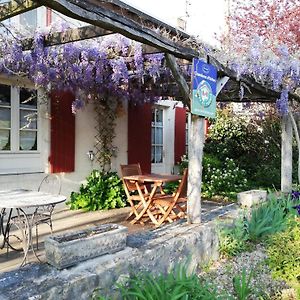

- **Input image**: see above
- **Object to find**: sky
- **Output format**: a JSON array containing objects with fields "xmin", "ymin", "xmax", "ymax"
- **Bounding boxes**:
[{"xmin": 122, "ymin": 0, "xmax": 229, "ymax": 45}]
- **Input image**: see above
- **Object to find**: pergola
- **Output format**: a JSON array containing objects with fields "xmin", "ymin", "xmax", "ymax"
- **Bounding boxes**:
[{"xmin": 0, "ymin": 0, "xmax": 295, "ymax": 223}]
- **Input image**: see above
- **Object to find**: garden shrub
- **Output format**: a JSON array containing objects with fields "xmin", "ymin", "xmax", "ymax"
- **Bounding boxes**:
[
  {"xmin": 205, "ymin": 108, "xmax": 293, "ymax": 190},
  {"xmin": 202, "ymin": 157, "xmax": 247, "ymax": 199},
  {"xmin": 266, "ymin": 221, "xmax": 300, "ymax": 282},
  {"xmin": 67, "ymin": 170, "xmax": 126, "ymax": 211},
  {"xmin": 172, "ymin": 154, "xmax": 248, "ymax": 200},
  {"xmin": 205, "ymin": 110, "xmax": 249, "ymax": 162},
  {"xmin": 219, "ymin": 193, "xmax": 300, "ymax": 257},
  {"xmin": 266, "ymin": 220, "xmax": 300, "ymax": 298}
]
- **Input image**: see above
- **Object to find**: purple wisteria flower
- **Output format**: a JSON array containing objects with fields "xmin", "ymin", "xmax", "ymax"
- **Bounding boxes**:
[
  {"xmin": 277, "ymin": 45, "xmax": 289, "ymax": 58},
  {"xmin": 71, "ymin": 98, "xmax": 85, "ymax": 114},
  {"xmin": 276, "ymin": 89, "xmax": 289, "ymax": 115}
]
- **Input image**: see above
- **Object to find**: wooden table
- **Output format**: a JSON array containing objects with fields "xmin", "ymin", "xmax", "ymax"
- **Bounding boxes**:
[
  {"xmin": 122, "ymin": 174, "xmax": 182, "ymax": 225},
  {"xmin": 0, "ymin": 189, "xmax": 66, "ymax": 266}
]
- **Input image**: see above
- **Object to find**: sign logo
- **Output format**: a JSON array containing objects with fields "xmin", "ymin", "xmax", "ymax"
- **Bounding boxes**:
[
  {"xmin": 195, "ymin": 81, "xmax": 213, "ymax": 107},
  {"xmin": 191, "ymin": 59, "xmax": 217, "ymax": 118}
]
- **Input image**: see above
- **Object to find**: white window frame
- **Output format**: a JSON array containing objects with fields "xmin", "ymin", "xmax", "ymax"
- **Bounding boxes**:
[
  {"xmin": 151, "ymin": 107, "xmax": 164, "ymax": 164},
  {"xmin": 0, "ymin": 85, "xmax": 39, "ymax": 153},
  {"xmin": 0, "ymin": 83, "xmax": 44, "ymax": 175}
]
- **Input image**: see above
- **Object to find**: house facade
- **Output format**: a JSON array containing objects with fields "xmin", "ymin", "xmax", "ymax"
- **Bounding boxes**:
[
  {"xmin": 0, "ymin": 7, "xmax": 202, "ymax": 198},
  {"xmin": 0, "ymin": 80, "xmax": 189, "ymax": 197}
]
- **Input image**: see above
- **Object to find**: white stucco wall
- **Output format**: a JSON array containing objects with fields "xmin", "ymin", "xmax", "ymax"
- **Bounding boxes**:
[{"xmin": 0, "ymin": 87, "xmax": 128, "ymax": 201}]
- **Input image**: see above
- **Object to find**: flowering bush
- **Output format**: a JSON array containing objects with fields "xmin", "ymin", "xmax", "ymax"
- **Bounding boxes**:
[
  {"xmin": 175, "ymin": 154, "xmax": 247, "ymax": 200},
  {"xmin": 67, "ymin": 170, "xmax": 126, "ymax": 211},
  {"xmin": 202, "ymin": 157, "xmax": 247, "ymax": 199}
]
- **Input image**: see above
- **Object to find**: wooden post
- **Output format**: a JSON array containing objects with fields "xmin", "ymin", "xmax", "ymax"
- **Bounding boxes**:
[
  {"xmin": 165, "ymin": 54, "xmax": 203, "ymax": 224},
  {"xmin": 281, "ymin": 115, "xmax": 293, "ymax": 193},
  {"xmin": 187, "ymin": 114, "xmax": 204, "ymax": 224}
]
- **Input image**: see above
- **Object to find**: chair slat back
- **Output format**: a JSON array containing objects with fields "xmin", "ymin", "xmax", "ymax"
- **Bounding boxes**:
[
  {"xmin": 174, "ymin": 169, "xmax": 188, "ymax": 201},
  {"xmin": 38, "ymin": 174, "xmax": 61, "ymax": 195},
  {"xmin": 120, "ymin": 164, "xmax": 142, "ymax": 192}
]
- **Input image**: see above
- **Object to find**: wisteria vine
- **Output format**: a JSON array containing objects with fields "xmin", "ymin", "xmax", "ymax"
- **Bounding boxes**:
[{"xmin": 0, "ymin": 27, "xmax": 171, "ymax": 113}]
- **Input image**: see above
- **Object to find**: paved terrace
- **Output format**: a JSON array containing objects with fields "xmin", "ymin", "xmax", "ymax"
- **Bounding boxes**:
[{"xmin": 0, "ymin": 201, "xmax": 234, "ymax": 273}]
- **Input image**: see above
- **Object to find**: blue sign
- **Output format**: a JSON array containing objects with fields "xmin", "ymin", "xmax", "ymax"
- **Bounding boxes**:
[{"xmin": 191, "ymin": 59, "xmax": 217, "ymax": 118}]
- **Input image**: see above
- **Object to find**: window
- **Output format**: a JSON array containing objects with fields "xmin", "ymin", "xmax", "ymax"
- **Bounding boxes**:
[
  {"xmin": 0, "ymin": 84, "xmax": 38, "ymax": 152},
  {"xmin": 0, "ymin": 85, "xmax": 11, "ymax": 150},
  {"xmin": 151, "ymin": 108, "xmax": 163, "ymax": 163}
]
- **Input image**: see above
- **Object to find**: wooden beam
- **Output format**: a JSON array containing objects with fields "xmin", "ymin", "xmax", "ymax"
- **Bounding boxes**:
[
  {"xmin": 22, "ymin": 25, "xmax": 113, "ymax": 50},
  {"xmin": 91, "ymin": 0, "xmax": 191, "ymax": 41},
  {"xmin": 22, "ymin": 24, "xmax": 161, "ymax": 55},
  {"xmin": 39, "ymin": 0, "xmax": 199, "ymax": 60},
  {"xmin": 210, "ymin": 56, "xmax": 300, "ymax": 103},
  {"xmin": 0, "ymin": 0, "xmax": 40, "ymax": 22},
  {"xmin": 281, "ymin": 115, "xmax": 293, "ymax": 193},
  {"xmin": 165, "ymin": 53, "xmax": 190, "ymax": 108}
]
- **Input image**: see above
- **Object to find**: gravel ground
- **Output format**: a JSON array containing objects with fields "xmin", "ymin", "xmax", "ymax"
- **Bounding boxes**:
[{"xmin": 199, "ymin": 244, "xmax": 297, "ymax": 299}]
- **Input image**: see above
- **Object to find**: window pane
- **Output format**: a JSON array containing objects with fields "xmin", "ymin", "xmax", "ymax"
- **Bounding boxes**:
[
  {"xmin": 155, "ymin": 127, "xmax": 163, "ymax": 144},
  {"xmin": 20, "ymin": 88, "xmax": 37, "ymax": 109},
  {"xmin": 20, "ymin": 110, "xmax": 37, "ymax": 129},
  {"xmin": 0, "ymin": 84, "xmax": 11, "ymax": 106},
  {"xmin": 20, "ymin": 131, "xmax": 37, "ymax": 151},
  {"xmin": 151, "ymin": 128, "xmax": 155, "ymax": 144},
  {"xmin": 156, "ymin": 109, "xmax": 163, "ymax": 125},
  {"xmin": 0, "ymin": 129, "xmax": 10, "ymax": 150},
  {"xmin": 155, "ymin": 146, "xmax": 163, "ymax": 163},
  {"xmin": 152, "ymin": 110, "xmax": 155, "ymax": 123},
  {"xmin": 0, "ymin": 108, "xmax": 11, "ymax": 128},
  {"xmin": 151, "ymin": 146, "xmax": 155, "ymax": 163}
]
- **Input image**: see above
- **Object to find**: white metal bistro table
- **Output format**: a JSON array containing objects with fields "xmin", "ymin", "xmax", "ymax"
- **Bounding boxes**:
[{"xmin": 0, "ymin": 189, "xmax": 66, "ymax": 266}]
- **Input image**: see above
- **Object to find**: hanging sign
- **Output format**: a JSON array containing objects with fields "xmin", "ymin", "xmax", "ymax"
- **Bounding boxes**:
[{"xmin": 191, "ymin": 59, "xmax": 217, "ymax": 118}]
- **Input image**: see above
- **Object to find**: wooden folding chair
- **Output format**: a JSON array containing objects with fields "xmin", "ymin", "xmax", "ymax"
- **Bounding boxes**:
[
  {"xmin": 120, "ymin": 164, "xmax": 149, "ymax": 223},
  {"xmin": 150, "ymin": 169, "xmax": 188, "ymax": 227}
]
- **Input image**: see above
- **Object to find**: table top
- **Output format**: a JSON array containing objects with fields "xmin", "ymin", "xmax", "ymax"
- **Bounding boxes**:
[
  {"xmin": 123, "ymin": 173, "xmax": 182, "ymax": 183},
  {"xmin": 0, "ymin": 189, "xmax": 66, "ymax": 208}
]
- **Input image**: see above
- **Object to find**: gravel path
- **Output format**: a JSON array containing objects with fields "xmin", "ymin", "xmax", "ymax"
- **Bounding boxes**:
[{"xmin": 199, "ymin": 244, "xmax": 296, "ymax": 299}]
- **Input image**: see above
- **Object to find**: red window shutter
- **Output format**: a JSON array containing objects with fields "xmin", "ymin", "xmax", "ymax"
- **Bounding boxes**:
[
  {"xmin": 204, "ymin": 119, "xmax": 209, "ymax": 137},
  {"xmin": 128, "ymin": 103, "xmax": 152, "ymax": 173},
  {"xmin": 174, "ymin": 107, "xmax": 186, "ymax": 164},
  {"xmin": 50, "ymin": 91, "xmax": 75, "ymax": 173}
]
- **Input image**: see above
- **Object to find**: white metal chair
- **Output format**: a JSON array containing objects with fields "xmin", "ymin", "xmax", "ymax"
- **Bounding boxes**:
[
  {"xmin": 34, "ymin": 174, "xmax": 61, "ymax": 247},
  {"xmin": 8, "ymin": 174, "xmax": 61, "ymax": 250}
]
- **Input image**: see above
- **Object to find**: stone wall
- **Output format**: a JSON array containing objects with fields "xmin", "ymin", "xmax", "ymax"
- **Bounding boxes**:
[{"xmin": 0, "ymin": 204, "xmax": 238, "ymax": 300}]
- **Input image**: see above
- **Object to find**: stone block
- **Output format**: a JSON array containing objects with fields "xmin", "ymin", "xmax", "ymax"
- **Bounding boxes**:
[
  {"xmin": 44, "ymin": 223, "xmax": 128, "ymax": 269},
  {"xmin": 237, "ymin": 190, "xmax": 267, "ymax": 208}
]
